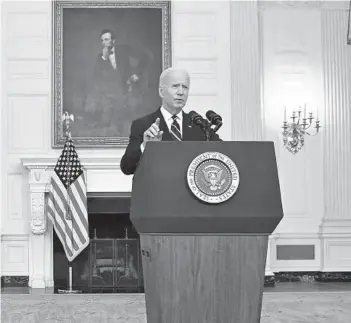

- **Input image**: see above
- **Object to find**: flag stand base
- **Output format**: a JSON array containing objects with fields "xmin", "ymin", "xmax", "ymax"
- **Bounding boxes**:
[
  {"xmin": 58, "ymin": 288, "xmax": 82, "ymax": 294},
  {"xmin": 57, "ymin": 266, "xmax": 81, "ymax": 293}
]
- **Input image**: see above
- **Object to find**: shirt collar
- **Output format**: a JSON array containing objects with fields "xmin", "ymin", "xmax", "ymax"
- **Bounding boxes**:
[{"xmin": 160, "ymin": 106, "xmax": 183, "ymax": 122}]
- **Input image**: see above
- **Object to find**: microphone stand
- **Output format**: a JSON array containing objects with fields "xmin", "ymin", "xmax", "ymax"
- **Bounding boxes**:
[
  {"xmin": 201, "ymin": 120, "xmax": 215, "ymax": 141},
  {"xmin": 205, "ymin": 123, "xmax": 212, "ymax": 141},
  {"xmin": 189, "ymin": 113, "xmax": 220, "ymax": 141},
  {"xmin": 206, "ymin": 121, "xmax": 222, "ymax": 141}
]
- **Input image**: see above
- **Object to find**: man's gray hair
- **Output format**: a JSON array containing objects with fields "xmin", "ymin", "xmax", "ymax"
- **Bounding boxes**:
[{"xmin": 159, "ymin": 67, "xmax": 190, "ymax": 88}]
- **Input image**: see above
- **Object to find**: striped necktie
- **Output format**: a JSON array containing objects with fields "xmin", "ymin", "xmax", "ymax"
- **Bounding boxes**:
[{"xmin": 170, "ymin": 115, "xmax": 182, "ymax": 141}]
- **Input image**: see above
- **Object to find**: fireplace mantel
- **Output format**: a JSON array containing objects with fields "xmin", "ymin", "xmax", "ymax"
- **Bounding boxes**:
[
  {"xmin": 21, "ymin": 156, "xmax": 133, "ymax": 233},
  {"xmin": 21, "ymin": 156, "xmax": 133, "ymax": 192},
  {"xmin": 21, "ymin": 156, "xmax": 123, "ymax": 170}
]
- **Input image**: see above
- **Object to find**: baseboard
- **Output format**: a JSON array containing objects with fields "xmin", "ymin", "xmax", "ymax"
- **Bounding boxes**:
[
  {"xmin": 264, "ymin": 275, "xmax": 275, "ymax": 287},
  {"xmin": 3, "ymin": 272, "xmax": 350, "ymax": 291},
  {"xmin": 273, "ymin": 271, "xmax": 351, "ymax": 283},
  {"xmin": 1, "ymin": 275, "xmax": 278, "ymax": 289},
  {"xmin": 1, "ymin": 276, "xmax": 29, "ymax": 288}
]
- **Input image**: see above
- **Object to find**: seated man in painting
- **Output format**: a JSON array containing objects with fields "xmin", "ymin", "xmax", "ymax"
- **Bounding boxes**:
[{"xmin": 84, "ymin": 29, "xmax": 153, "ymax": 137}]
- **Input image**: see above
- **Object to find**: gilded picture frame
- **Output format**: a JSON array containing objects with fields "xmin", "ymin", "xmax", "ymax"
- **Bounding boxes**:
[{"xmin": 52, "ymin": 1, "xmax": 171, "ymax": 148}]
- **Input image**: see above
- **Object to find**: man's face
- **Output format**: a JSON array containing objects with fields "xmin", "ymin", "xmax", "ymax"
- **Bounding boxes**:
[
  {"xmin": 159, "ymin": 70, "xmax": 190, "ymax": 111},
  {"xmin": 101, "ymin": 32, "xmax": 114, "ymax": 49}
]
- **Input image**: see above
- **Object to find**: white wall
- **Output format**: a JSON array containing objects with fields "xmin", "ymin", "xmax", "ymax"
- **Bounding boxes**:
[
  {"xmin": 260, "ymin": 0, "xmax": 351, "ymax": 272},
  {"xmin": 319, "ymin": 1, "xmax": 351, "ymax": 271},
  {"xmin": 260, "ymin": 1, "xmax": 324, "ymax": 271},
  {"xmin": 172, "ymin": 1, "xmax": 232, "ymax": 140}
]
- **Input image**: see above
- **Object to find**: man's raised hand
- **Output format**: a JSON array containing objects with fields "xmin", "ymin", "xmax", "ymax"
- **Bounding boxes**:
[{"xmin": 142, "ymin": 118, "xmax": 163, "ymax": 148}]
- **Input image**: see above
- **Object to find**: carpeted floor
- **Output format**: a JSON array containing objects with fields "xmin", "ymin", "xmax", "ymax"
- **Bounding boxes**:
[{"xmin": 1, "ymin": 289, "xmax": 351, "ymax": 323}]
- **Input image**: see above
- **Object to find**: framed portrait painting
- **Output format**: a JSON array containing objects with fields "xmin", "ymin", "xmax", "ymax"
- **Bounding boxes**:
[{"xmin": 52, "ymin": 1, "xmax": 171, "ymax": 147}]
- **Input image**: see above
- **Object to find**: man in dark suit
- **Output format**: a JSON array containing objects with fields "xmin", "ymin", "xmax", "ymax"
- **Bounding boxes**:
[{"xmin": 120, "ymin": 67, "xmax": 221, "ymax": 175}]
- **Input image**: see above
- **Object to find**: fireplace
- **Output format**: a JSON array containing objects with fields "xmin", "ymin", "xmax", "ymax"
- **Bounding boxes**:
[
  {"xmin": 21, "ymin": 157, "xmax": 136, "ymax": 289},
  {"xmin": 53, "ymin": 194, "xmax": 144, "ymax": 293}
]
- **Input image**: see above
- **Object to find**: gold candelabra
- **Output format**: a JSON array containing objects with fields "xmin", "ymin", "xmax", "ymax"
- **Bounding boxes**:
[{"xmin": 282, "ymin": 105, "xmax": 321, "ymax": 155}]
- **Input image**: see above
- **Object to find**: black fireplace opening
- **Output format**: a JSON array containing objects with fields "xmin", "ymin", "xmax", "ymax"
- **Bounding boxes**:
[{"xmin": 53, "ymin": 194, "xmax": 144, "ymax": 293}]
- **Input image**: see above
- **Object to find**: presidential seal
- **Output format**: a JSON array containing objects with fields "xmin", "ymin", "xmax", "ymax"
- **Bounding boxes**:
[{"xmin": 186, "ymin": 152, "xmax": 239, "ymax": 204}]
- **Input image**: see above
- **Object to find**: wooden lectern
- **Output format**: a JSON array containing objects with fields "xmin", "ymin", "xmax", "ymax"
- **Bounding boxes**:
[{"xmin": 130, "ymin": 141, "xmax": 283, "ymax": 323}]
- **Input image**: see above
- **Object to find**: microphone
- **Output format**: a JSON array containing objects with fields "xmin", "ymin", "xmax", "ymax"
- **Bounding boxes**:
[
  {"xmin": 206, "ymin": 110, "xmax": 222, "ymax": 125},
  {"xmin": 206, "ymin": 110, "xmax": 222, "ymax": 132},
  {"xmin": 188, "ymin": 110, "xmax": 206, "ymax": 128}
]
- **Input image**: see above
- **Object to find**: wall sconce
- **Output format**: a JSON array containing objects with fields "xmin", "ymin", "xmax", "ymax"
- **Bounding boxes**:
[{"xmin": 282, "ymin": 105, "xmax": 321, "ymax": 155}]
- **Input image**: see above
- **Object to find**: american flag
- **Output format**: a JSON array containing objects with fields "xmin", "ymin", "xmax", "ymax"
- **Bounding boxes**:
[{"xmin": 47, "ymin": 138, "xmax": 89, "ymax": 262}]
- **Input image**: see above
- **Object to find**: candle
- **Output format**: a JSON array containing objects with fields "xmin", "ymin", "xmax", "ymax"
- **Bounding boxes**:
[
  {"xmin": 304, "ymin": 104, "xmax": 306, "ymax": 119},
  {"xmin": 284, "ymin": 106, "xmax": 286, "ymax": 122},
  {"xmin": 316, "ymin": 106, "xmax": 319, "ymax": 121}
]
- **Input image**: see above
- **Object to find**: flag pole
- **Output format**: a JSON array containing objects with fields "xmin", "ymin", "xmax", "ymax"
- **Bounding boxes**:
[{"xmin": 58, "ymin": 112, "xmax": 81, "ymax": 294}]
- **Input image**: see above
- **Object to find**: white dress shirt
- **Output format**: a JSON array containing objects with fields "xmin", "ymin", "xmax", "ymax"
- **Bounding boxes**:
[{"xmin": 102, "ymin": 47, "xmax": 117, "ymax": 70}]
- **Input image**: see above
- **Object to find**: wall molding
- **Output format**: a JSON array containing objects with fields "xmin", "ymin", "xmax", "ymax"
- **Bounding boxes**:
[
  {"xmin": 21, "ymin": 156, "xmax": 122, "ymax": 169},
  {"xmin": 1, "ymin": 234, "xmax": 29, "ymax": 241},
  {"xmin": 322, "ymin": 9, "xmax": 351, "ymax": 221},
  {"xmin": 230, "ymin": 0, "xmax": 263, "ymax": 141},
  {"xmin": 1, "ymin": 239, "xmax": 29, "ymax": 275},
  {"xmin": 258, "ymin": 0, "xmax": 349, "ymax": 11},
  {"xmin": 272, "ymin": 233, "xmax": 320, "ymax": 239}
]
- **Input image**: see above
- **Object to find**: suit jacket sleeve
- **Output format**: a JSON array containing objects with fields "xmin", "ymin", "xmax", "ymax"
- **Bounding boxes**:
[{"xmin": 120, "ymin": 120, "xmax": 143, "ymax": 175}]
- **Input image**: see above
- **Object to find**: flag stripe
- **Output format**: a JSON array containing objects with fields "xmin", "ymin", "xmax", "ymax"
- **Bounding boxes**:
[
  {"xmin": 68, "ymin": 178, "xmax": 88, "ymax": 240},
  {"xmin": 69, "ymin": 178, "xmax": 88, "ymax": 229},
  {"xmin": 77, "ymin": 173, "xmax": 87, "ymax": 207},
  {"xmin": 47, "ymin": 193, "xmax": 74, "ymax": 256},
  {"xmin": 47, "ymin": 190, "xmax": 79, "ymax": 251},
  {"xmin": 52, "ymin": 172, "xmax": 71, "ymax": 203},
  {"xmin": 66, "ymin": 200, "xmax": 88, "ymax": 244},
  {"xmin": 51, "ymin": 174, "xmax": 70, "ymax": 208},
  {"xmin": 47, "ymin": 203, "xmax": 74, "ymax": 258},
  {"xmin": 68, "ymin": 183, "xmax": 88, "ymax": 231},
  {"xmin": 67, "ymin": 189, "xmax": 88, "ymax": 244},
  {"xmin": 50, "ymin": 175, "xmax": 84, "ymax": 250},
  {"xmin": 76, "ymin": 174, "xmax": 88, "ymax": 210}
]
